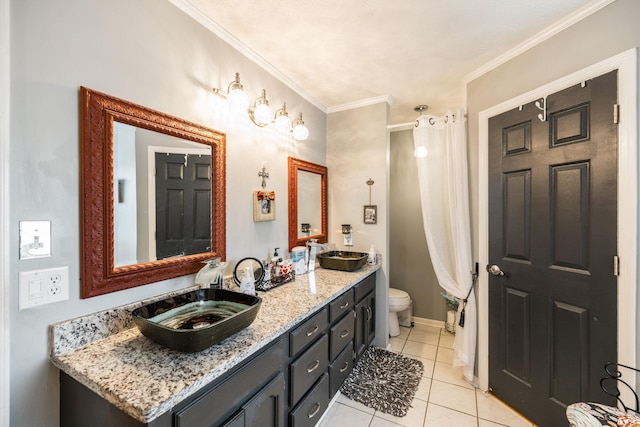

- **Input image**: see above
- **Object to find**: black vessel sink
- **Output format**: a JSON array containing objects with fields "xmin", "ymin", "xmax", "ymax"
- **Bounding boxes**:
[
  {"xmin": 132, "ymin": 289, "xmax": 261, "ymax": 352},
  {"xmin": 317, "ymin": 251, "xmax": 368, "ymax": 272}
]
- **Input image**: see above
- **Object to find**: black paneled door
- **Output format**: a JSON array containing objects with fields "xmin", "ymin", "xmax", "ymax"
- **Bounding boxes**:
[
  {"xmin": 488, "ymin": 71, "xmax": 618, "ymax": 426},
  {"xmin": 156, "ymin": 153, "xmax": 212, "ymax": 260}
]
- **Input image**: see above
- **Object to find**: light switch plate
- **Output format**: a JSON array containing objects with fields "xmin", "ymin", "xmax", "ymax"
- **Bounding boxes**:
[{"xmin": 19, "ymin": 220, "xmax": 51, "ymax": 260}]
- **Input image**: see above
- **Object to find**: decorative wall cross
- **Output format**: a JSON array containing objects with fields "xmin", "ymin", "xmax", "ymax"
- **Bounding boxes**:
[{"xmin": 258, "ymin": 166, "xmax": 269, "ymax": 189}]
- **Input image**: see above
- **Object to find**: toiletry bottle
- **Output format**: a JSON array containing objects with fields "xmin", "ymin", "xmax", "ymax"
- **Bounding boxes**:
[
  {"xmin": 239, "ymin": 266, "xmax": 256, "ymax": 295},
  {"xmin": 272, "ymin": 248, "xmax": 282, "ymax": 277},
  {"xmin": 368, "ymin": 244, "xmax": 377, "ymax": 266}
]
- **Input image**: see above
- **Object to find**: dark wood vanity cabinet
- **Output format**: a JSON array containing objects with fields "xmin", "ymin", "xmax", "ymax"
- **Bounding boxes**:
[
  {"xmin": 354, "ymin": 273, "xmax": 376, "ymax": 359},
  {"xmin": 59, "ymin": 272, "xmax": 376, "ymax": 427},
  {"xmin": 61, "ymin": 337, "xmax": 289, "ymax": 427}
]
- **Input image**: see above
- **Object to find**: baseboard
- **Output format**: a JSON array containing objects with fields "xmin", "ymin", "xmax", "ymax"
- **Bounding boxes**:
[{"xmin": 412, "ymin": 316, "xmax": 445, "ymax": 329}]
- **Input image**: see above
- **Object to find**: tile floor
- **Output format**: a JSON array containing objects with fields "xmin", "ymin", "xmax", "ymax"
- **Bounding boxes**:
[{"xmin": 318, "ymin": 323, "xmax": 536, "ymax": 427}]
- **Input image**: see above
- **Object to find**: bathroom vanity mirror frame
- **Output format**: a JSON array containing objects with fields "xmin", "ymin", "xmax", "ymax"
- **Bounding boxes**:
[
  {"xmin": 80, "ymin": 87, "xmax": 226, "ymax": 298},
  {"xmin": 288, "ymin": 157, "xmax": 328, "ymax": 251}
]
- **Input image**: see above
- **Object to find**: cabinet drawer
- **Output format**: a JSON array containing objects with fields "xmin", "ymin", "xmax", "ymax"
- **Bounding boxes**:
[
  {"xmin": 354, "ymin": 273, "xmax": 375, "ymax": 302},
  {"xmin": 329, "ymin": 289, "xmax": 354, "ymax": 323},
  {"xmin": 289, "ymin": 373, "xmax": 330, "ymax": 427},
  {"xmin": 290, "ymin": 308, "xmax": 328, "ymax": 357},
  {"xmin": 174, "ymin": 338, "xmax": 286, "ymax": 427},
  {"xmin": 290, "ymin": 334, "xmax": 328, "ymax": 406},
  {"xmin": 330, "ymin": 312, "xmax": 354, "ymax": 361},
  {"xmin": 329, "ymin": 344, "xmax": 354, "ymax": 397}
]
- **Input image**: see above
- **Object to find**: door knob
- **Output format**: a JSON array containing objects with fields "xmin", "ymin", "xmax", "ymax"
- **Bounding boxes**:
[{"xmin": 487, "ymin": 264, "xmax": 505, "ymax": 276}]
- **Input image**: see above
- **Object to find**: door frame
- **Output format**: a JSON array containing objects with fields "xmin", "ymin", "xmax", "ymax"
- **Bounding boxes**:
[
  {"xmin": 0, "ymin": 0, "xmax": 10, "ymax": 424},
  {"xmin": 478, "ymin": 48, "xmax": 638, "ymax": 392}
]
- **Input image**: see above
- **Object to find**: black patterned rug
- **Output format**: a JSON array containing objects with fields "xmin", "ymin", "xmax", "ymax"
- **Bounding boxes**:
[{"xmin": 340, "ymin": 346, "xmax": 424, "ymax": 417}]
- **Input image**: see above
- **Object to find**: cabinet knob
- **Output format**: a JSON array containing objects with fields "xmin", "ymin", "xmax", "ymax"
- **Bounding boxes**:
[
  {"xmin": 306, "ymin": 325, "xmax": 319, "ymax": 337},
  {"xmin": 340, "ymin": 301, "xmax": 349, "ymax": 309}
]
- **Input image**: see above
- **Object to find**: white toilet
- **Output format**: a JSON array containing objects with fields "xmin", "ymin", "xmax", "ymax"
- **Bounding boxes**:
[{"xmin": 388, "ymin": 288, "xmax": 411, "ymax": 337}]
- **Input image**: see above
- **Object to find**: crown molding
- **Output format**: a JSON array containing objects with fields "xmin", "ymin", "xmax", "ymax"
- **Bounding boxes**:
[
  {"xmin": 464, "ymin": 0, "xmax": 616, "ymax": 84},
  {"xmin": 168, "ymin": 0, "xmax": 327, "ymax": 113},
  {"xmin": 327, "ymin": 95, "xmax": 395, "ymax": 114}
]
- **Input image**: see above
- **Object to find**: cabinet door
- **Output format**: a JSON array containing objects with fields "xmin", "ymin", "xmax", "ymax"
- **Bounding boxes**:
[
  {"xmin": 244, "ymin": 373, "xmax": 286, "ymax": 427},
  {"xmin": 354, "ymin": 291, "xmax": 376, "ymax": 359},
  {"xmin": 354, "ymin": 298, "xmax": 367, "ymax": 359},
  {"xmin": 364, "ymin": 292, "xmax": 376, "ymax": 348}
]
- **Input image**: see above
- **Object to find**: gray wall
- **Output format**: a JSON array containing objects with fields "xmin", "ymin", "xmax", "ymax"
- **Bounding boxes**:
[
  {"xmin": 466, "ymin": 0, "xmax": 640, "ymax": 373},
  {"xmin": 389, "ymin": 129, "xmax": 444, "ymax": 320},
  {"xmin": 9, "ymin": 1, "xmax": 326, "ymax": 426},
  {"xmin": 327, "ymin": 103, "xmax": 390, "ymax": 346}
]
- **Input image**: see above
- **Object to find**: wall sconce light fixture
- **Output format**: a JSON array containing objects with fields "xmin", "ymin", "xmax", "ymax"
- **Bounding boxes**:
[
  {"xmin": 301, "ymin": 223, "xmax": 310, "ymax": 234},
  {"xmin": 341, "ymin": 224, "xmax": 353, "ymax": 246},
  {"xmin": 213, "ymin": 72, "xmax": 310, "ymax": 139}
]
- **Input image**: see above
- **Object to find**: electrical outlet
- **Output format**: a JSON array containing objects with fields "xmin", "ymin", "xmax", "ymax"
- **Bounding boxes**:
[{"xmin": 19, "ymin": 266, "xmax": 69, "ymax": 309}]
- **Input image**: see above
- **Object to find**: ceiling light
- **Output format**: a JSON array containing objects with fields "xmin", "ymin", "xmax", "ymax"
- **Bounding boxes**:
[
  {"xmin": 273, "ymin": 102, "xmax": 292, "ymax": 133},
  {"xmin": 249, "ymin": 89, "xmax": 273, "ymax": 127},
  {"xmin": 292, "ymin": 112, "xmax": 309, "ymax": 141},
  {"xmin": 414, "ymin": 146, "xmax": 427, "ymax": 158}
]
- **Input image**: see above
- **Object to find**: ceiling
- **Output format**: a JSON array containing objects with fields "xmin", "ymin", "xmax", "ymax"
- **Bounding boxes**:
[{"xmin": 183, "ymin": 0, "xmax": 603, "ymax": 124}]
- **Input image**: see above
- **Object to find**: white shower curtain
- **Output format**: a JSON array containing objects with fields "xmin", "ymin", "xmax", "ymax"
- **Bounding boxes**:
[{"xmin": 413, "ymin": 108, "xmax": 476, "ymax": 382}]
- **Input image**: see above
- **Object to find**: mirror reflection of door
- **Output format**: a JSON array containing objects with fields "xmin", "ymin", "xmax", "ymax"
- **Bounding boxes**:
[
  {"xmin": 155, "ymin": 153, "xmax": 212, "ymax": 260},
  {"xmin": 297, "ymin": 170, "xmax": 322, "ymax": 238}
]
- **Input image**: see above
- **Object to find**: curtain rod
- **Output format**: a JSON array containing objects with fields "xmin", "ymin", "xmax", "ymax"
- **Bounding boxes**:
[{"xmin": 387, "ymin": 121, "xmax": 415, "ymax": 131}]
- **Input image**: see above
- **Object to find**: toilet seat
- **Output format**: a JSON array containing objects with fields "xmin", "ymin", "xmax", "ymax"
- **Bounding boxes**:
[
  {"xmin": 389, "ymin": 288, "xmax": 409, "ymax": 300},
  {"xmin": 389, "ymin": 288, "xmax": 411, "ymax": 311}
]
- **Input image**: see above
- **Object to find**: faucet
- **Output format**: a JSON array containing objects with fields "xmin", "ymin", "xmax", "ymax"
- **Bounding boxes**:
[{"xmin": 307, "ymin": 239, "xmax": 330, "ymax": 271}]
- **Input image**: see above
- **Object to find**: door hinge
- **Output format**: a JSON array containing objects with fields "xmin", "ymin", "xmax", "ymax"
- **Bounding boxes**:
[
  {"xmin": 614, "ymin": 255, "xmax": 620, "ymax": 276},
  {"xmin": 614, "ymin": 104, "xmax": 620, "ymax": 124}
]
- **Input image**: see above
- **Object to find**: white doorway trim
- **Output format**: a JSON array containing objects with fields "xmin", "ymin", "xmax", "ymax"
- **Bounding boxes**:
[
  {"xmin": 0, "ymin": 0, "xmax": 10, "ymax": 424},
  {"xmin": 477, "ymin": 48, "xmax": 638, "ymax": 392}
]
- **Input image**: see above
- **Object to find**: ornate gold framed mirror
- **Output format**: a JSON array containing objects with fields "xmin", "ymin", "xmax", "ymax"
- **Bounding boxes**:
[
  {"xmin": 80, "ymin": 87, "xmax": 226, "ymax": 298},
  {"xmin": 288, "ymin": 157, "xmax": 327, "ymax": 251}
]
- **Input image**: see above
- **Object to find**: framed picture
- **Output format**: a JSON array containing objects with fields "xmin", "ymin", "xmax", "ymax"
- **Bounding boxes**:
[
  {"xmin": 363, "ymin": 205, "xmax": 377, "ymax": 224},
  {"xmin": 254, "ymin": 191, "xmax": 276, "ymax": 222}
]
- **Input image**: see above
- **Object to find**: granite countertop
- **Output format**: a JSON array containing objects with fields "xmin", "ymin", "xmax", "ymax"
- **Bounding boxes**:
[{"xmin": 49, "ymin": 265, "xmax": 378, "ymax": 423}]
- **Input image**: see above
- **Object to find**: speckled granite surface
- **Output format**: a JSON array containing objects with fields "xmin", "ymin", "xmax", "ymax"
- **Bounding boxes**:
[{"xmin": 50, "ymin": 266, "xmax": 378, "ymax": 423}]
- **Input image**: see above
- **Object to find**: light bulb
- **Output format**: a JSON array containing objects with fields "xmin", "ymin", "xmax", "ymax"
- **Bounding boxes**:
[
  {"xmin": 275, "ymin": 114, "xmax": 292, "ymax": 133},
  {"xmin": 225, "ymin": 72, "xmax": 249, "ymax": 111},
  {"xmin": 253, "ymin": 103, "xmax": 273, "ymax": 126},
  {"xmin": 293, "ymin": 123, "xmax": 309, "ymax": 141},
  {"xmin": 292, "ymin": 112, "xmax": 309, "ymax": 141},
  {"xmin": 274, "ymin": 103, "xmax": 292, "ymax": 133},
  {"xmin": 227, "ymin": 88, "xmax": 249, "ymax": 111}
]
